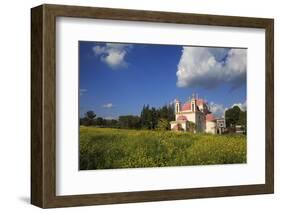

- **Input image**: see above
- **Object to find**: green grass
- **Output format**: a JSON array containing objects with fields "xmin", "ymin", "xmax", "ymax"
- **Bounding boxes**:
[{"xmin": 79, "ymin": 126, "xmax": 246, "ymax": 170}]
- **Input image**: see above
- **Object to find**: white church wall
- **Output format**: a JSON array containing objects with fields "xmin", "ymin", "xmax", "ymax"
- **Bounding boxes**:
[
  {"xmin": 170, "ymin": 121, "xmax": 188, "ymax": 131},
  {"xmin": 175, "ymin": 113, "xmax": 181, "ymax": 120},
  {"xmin": 170, "ymin": 123, "xmax": 177, "ymax": 130},
  {"xmin": 206, "ymin": 121, "xmax": 216, "ymax": 134},
  {"xmin": 181, "ymin": 122, "xmax": 187, "ymax": 131},
  {"xmin": 186, "ymin": 113, "xmax": 196, "ymax": 124},
  {"xmin": 172, "ymin": 97, "xmax": 216, "ymax": 133}
]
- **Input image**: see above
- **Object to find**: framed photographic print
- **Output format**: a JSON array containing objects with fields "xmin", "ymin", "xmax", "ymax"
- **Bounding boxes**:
[{"xmin": 31, "ymin": 4, "xmax": 274, "ymax": 208}]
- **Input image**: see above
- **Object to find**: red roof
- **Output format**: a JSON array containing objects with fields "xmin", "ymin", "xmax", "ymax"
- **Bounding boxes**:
[
  {"xmin": 177, "ymin": 115, "xmax": 188, "ymax": 121},
  {"xmin": 181, "ymin": 98, "xmax": 206, "ymax": 111},
  {"xmin": 181, "ymin": 103, "xmax": 191, "ymax": 111},
  {"xmin": 206, "ymin": 114, "xmax": 215, "ymax": 121},
  {"xmin": 196, "ymin": 99, "xmax": 206, "ymax": 106}
]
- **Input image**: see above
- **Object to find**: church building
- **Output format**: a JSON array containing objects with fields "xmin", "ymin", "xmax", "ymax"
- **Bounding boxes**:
[{"xmin": 170, "ymin": 94, "xmax": 225, "ymax": 134}]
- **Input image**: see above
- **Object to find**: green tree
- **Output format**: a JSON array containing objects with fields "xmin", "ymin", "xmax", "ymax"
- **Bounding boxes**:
[
  {"xmin": 106, "ymin": 119, "xmax": 119, "ymax": 128},
  {"xmin": 238, "ymin": 110, "xmax": 247, "ymax": 134},
  {"xmin": 167, "ymin": 104, "xmax": 175, "ymax": 122},
  {"xmin": 80, "ymin": 117, "xmax": 91, "ymax": 126},
  {"xmin": 140, "ymin": 105, "xmax": 151, "ymax": 129},
  {"xmin": 96, "ymin": 117, "xmax": 105, "ymax": 126},
  {"xmin": 225, "ymin": 106, "xmax": 241, "ymax": 127},
  {"xmin": 151, "ymin": 107, "xmax": 158, "ymax": 129},
  {"xmin": 85, "ymin": 111, "xmax": 96, "ymax": 120},
  {"xmin": 140, "ymin": 104, "xmax": 175, "ymax": 130},
  {"xmin": 157, "ymin": 118, "xmax": 170, "ymax": 130},
  {"xmin": 119, "ymin": 115, "xmax": 141, "ymax": 129},
  {"xmin": 159, "ymin": 105, "xmax": 169, "ymax": 120},
  {"xmin": 80, "ymin": 110, "xmax": 96, "ymax": 126},
  {"xmin": 158, "ymin": 105, "xmax": 175, "ymax": 122}
]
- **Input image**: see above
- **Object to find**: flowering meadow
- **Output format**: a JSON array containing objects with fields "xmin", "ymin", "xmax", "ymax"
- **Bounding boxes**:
[{"xmin": 79, "ymin": 126, "xmax": 246, "ymax": 170}]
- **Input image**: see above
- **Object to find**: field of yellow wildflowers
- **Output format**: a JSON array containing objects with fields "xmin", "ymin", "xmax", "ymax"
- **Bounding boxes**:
[{"xmin": 79, "ymin": 126, "xmax": 246, "ymax": 170}]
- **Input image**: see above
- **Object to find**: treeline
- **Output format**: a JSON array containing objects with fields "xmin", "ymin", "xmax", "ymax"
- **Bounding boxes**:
[
  {"xmin": 79, "ymin": 111, "xmax": 119, "ymax": 128},
  {"xmin": 140, "ymin": 105, "xmax": 174, "ymax": 129},
  {"xmin": 80, "ymin": 104, "xmax": 175, "ymax": 130}
]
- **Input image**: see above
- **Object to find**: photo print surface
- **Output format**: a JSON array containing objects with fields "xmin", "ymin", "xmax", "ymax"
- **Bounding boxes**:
[{"xmin": 79, "ymin": 41, "xmax": 247, "ymax": 170}]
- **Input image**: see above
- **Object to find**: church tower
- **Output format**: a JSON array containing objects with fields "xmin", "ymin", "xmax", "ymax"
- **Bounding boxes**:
[
  {"xmin": 191, "ymin": 93, "xmax": 197, "ymax": 112},
  {"xmin": 175, "ymin": 99, "xmax": 180, "ymax": 114}
]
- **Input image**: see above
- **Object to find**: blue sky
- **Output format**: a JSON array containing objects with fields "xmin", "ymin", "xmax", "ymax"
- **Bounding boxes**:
[{"xmin": 79, "ymin": 41, "xmax": 247, "ymax": 119}]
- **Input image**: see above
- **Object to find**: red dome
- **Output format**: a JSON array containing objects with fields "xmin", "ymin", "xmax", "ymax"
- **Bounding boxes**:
[
  {"xmin": 177, "ymin": 115, "xmax": 188, "ymax": 121},
  {"xmin": 196, "ymin": 99, "xmax": 206, "ymax": 106},
  {"xmin": 181, "ymin": 103, "xmax": 191, "ymax": 111}
]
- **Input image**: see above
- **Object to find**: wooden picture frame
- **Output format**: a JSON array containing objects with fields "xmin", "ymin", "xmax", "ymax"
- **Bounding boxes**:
[{"xmin": 31, "ymin": 4, "xmax": 274, "ymax": 208}]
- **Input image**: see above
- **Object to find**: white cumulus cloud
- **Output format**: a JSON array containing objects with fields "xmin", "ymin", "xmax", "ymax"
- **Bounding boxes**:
[
  {"xmin": 102, "ymin": 103, "xmax": 113, "ymax": 108},
  {"xmin": 93, "ymin": 43, "xmax": 133, "ymax": 69},
  {"xmin": 209, "ymin": 102, "xmax": 226, "ymax": 118},
  {"xmin": 176, "ymin": 47, "xmax": 247, "ymax": 89},
  {"xmin": 208, "ymin": 99, "xmax": 246, "ymax": 118}
]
